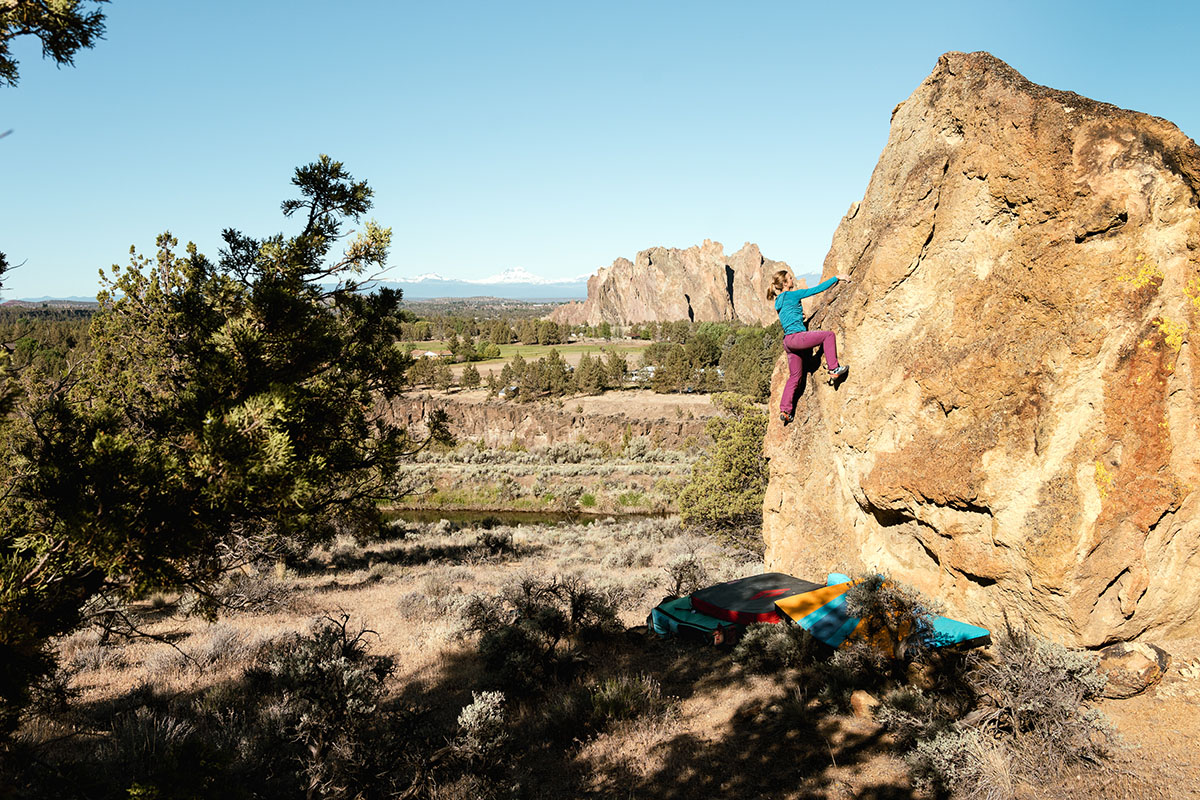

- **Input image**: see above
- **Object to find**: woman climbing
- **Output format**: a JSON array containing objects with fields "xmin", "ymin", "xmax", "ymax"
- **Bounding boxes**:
[{"xmin": 767, "ymin": 269, "xmax": 848, "ymax": 425}]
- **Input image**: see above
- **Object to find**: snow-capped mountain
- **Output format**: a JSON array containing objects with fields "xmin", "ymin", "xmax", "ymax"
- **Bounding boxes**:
[
  {"xmin": 381, "ymin": 267, "xmax": 589, "ymax": 299},
  {"xmin": 397, "ymin": 272, "xmax": 447, "ymax": 283}
]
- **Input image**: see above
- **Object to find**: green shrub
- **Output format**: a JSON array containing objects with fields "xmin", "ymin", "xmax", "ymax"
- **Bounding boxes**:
[{"xmin": 616, "ymin": 490, "xmax": 645, "ymax": 507}]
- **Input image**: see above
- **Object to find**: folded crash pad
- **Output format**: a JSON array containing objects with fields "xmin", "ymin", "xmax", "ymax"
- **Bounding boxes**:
[
  {"xmin": 648, "ymin": 596, "xmax": 740, "ymax": 644},
  {"xmin": 773, "ymin": 578, "xmax": 991, "ymax": 651}
]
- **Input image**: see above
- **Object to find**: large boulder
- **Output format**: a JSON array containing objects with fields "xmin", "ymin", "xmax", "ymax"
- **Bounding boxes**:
[
  {"xmin": 762, "ymin": 52, "xmax": 1200, "ymax": 647},
  {"xmin": 549, "ymin": 240, "xmax": 787, "ymax": 326}
]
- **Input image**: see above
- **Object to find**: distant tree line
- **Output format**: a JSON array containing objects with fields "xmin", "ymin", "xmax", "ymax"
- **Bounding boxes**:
[
  {"xmin": 639, "ymin": 321, "xmax": 782, "ymax": 401},
  {"xmin": 399, "ymin": 317, "xmax": 569, "ymax": 346},
  {"xmin": 406, "ymin": 318, "xmax": 783, "ymax": 403},
  {"xmin": 484, "ymin": 349, "xmax": 629, "ymax": 401}
]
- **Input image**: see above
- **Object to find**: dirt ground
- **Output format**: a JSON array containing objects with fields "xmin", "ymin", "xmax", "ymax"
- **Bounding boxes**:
[
  {"xmin": 1090, "ymin": 636, "xmax": 1200, "ymax": 799},
  {"xmin": 28, "ymin": 521, "xmax": 1200, "ymax": 800}
]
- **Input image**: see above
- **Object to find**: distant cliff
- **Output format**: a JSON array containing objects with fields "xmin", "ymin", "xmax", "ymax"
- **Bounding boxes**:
[
  {"xmin": 763, "ymin": 51, "xmax": 1200, "ymax": 646},
  {"xmin": 386, "ymin": 392, "xmax": 710, "ymax": 450},
  {"xmin": 549, "ymin": 240, "xmax": 791, "ymax": 327}
]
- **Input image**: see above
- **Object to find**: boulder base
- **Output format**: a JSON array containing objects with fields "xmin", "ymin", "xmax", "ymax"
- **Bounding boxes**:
[{"xmin": 1097, "ymin": 642, "xmax": 1171, "ymax": 698}]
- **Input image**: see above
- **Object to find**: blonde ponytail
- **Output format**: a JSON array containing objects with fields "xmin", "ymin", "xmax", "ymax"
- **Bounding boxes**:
[{"xmin": 766, "ymin": 269, "xmax": 791, "ymax": 301}]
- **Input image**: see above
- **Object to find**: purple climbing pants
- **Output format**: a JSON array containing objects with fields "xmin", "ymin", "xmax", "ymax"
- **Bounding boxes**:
[{"xmin": 780, "ymin": 330, "xmax": 839, "ymax": 414}]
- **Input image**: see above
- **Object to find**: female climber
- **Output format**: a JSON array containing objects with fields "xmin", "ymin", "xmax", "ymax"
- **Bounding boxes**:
[{"xmin": 767, "ymin": 269, "xmax": 848, "ymax": 425}]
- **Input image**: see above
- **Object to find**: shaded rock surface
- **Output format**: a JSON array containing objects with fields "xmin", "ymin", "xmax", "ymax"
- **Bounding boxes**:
[
  {"xmin": 763, "ymin": 52, "xmax": 1200, "ymax": 646},
  {"xmin": 550, "ymin": 240, "xmax": 790, "ymax": 326},
  {"xmin": 1097, "ymin": 642, "xmax": 1171, "ymax": 698}
]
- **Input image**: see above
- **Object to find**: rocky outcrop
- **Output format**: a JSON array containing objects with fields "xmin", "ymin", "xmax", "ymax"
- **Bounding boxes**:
[
  {"xmin": 550, "ymin": 240, "xmax": 790, "ymax": 326},
  {"xmin": 763, "ymin": 52, "xmax": 1200, "ymax": 646},
  {"xmin": 388, "ymin": 393, "xmax": 710, "ymax": 451}
]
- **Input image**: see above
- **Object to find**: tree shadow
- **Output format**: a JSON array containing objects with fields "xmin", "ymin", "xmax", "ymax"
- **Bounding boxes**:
[
  {"xmin": 568, "ymin": 637, "xmax": 923, "ymax": 799},
  {"xmin": 294, "ymin": 538, "xmax": 543, "ymax": 576},
  {"xmin": 412, "ymin": 628, "xmax": 925, "ymax": 799}
]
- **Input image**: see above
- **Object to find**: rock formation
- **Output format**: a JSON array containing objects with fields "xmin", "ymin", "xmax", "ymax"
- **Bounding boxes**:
[
  {"xmin": 763, "ymin": 51, "xmax": 1200, "ymax": 646},
  {"xmin": 549, "ymin": 240, "xmax": 788, "ymax": 326},
  {"xmin": 387, "ymin": 392, "xmax": 710, "ymax": 451}
]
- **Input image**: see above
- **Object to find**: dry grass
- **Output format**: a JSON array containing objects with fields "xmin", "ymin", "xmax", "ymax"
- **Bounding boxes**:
[{"xmin": 18, "ymin": 517, "xmax": 1186, "ymax": 799}]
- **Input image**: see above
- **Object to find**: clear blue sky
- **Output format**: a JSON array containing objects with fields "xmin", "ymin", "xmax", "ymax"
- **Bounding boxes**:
[{"xmin": 4, "ymin": 0, "xmax": 1198, "ymax": 299}]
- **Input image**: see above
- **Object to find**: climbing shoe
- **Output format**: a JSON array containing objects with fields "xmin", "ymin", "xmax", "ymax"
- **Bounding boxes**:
[
  {"xmin": 827, "ymin": 365, "xmax": 849, "ymax": 386},
  {"xmin": 779, "ymin": 410, "xmax": 794, "ymax": 425}
]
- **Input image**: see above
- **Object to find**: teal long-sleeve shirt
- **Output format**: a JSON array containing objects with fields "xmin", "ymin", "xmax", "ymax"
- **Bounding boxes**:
[{"xmin": 773, "ymin": 277, "xmax": 838, "ymax": 334}]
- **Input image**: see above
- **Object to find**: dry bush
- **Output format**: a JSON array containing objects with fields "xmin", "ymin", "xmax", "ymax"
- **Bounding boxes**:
[
  {"xmin": 532, "ymin": 673, "xmax": 674, "ymax": 751},
  {"xmin": 963, "ymin": 626, "xmax": 1112, "ymax": 774},
  {"xmin": 60, "ymin": 628, "xmax": 127, "ymax": 673},
  {"xmin": 662, "ymin": 554, "xmax": 708, "ymax": 597},
  {"xmin": 908, "ymin": 728, "xmax": 1016, "ymax": 799},
  {"xmin": 843, "ymin": 573, "xmax": 941, "ymax": 661},
  {"xmin": 874, "ymin": 686, "xmax": 960, "ymax": 750},
  {"xmin": 19, "ymin": 614, "xmax": 430, "ymax": 799},
  {"xmin": 588, "ymin": 674, "xmax": 671, "ymax": 726},
  {"xmin": 602, "ymin": 541, "xmax": 654, "ymax": 569},
  {"xmin": 883, "ymin": 625, "xmax": 1115, "ymax": 797},
  {"xmin": 461, "ymin": 575, "xmax": 622, "ymax": 695},
  {"xmin": 454, "ymin": 691, "xmax": 508, "ymax": 761},
  {"xmin": 733, "ymin": 623, "xmax": 821, "ymax": 673}
]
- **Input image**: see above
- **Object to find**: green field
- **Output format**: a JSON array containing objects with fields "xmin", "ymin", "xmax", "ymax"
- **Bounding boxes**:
[{"xmin": 409, "ymin": 339, "xmax": 651, "ymax": 367}]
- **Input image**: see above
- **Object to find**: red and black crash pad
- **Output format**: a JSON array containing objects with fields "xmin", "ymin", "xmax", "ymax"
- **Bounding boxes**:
[{"xmin": 688, "ymin": 572, "xmax": 823, "ymax": 624}]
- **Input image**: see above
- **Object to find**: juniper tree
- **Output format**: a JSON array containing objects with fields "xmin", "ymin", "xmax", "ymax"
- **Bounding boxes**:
[
  {"xmin": 434, "ymin": 361, "xmax": 454, "ymax": 391},
  {"xmin": 604, "ymin": 349, "xmax": 627, "ymax": 387},
  {"xmin": 460, "ymin": 362, "xmax": 481, "ymax": 389},
  {"xmin": 0, "ymin": 155, "xmax": 447, "ymax": 734},
  {"xmin": 0, "ymin": 0, "xmax": 108, "ymax": 88},
  {"xmin": 677, "ymin": 392, "xmax": 768, "ymax": 531}
]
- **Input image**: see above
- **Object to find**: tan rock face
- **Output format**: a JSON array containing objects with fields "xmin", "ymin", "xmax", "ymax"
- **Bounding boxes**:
[
  {"xmin": 549, "ymin": 240, "xmax": 789, "ymax": 326},
  {"xmin": 762, "ymin": 51, "xmax": 1200, "ymax": 647}
]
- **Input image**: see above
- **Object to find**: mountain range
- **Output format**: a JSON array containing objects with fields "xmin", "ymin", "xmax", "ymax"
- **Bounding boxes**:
[{"xmin": 380, "ymin": 267, "xmax": 589, "ymax": 299}]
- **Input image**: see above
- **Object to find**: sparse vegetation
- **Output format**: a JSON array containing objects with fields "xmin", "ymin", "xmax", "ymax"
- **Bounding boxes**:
[{"xmin": 5, "ymin": 514, "xmax": 1144, "ymax": 799}]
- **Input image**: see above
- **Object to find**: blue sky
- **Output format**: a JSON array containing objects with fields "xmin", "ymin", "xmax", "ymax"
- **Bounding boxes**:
[{"xmin": 3, "ymin": 1, "xmax": 1198, "ymax": 299}]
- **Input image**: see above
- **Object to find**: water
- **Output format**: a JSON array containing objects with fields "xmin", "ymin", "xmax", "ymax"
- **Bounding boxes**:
[{"xmin": 383, "ymin": 507, "xmax": 668, "ymax": 528}]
